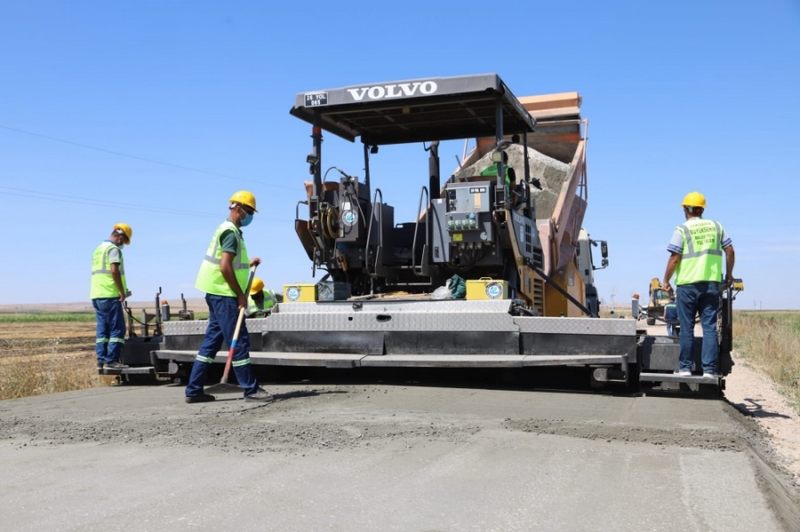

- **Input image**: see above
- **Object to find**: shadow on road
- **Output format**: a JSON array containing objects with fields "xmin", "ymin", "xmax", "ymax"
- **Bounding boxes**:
[
  {"xmin": 255, "ymin": 365, "xmax": 637, "ymax": 397},
  {"xmin": 731, "ymin": 398, "xmax": 792, "ymax": 419},
  {"xmin": 212, "ymin": 389, "xmax": 347, "ymax": 404}
]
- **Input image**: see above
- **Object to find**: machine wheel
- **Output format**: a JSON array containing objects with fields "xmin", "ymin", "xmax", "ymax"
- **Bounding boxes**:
[{"xmin": 646, "ymin": 317, "xmax": 656, "ymax": 326}]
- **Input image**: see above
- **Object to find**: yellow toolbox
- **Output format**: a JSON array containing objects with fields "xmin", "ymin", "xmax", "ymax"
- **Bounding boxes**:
[
  {"xmin": 282, "ymin": 283, "xmax": 316, "ymax": 303},
  {"xmin": 466, "ymin": 278, "xmax": 509, "ymax": 300}
]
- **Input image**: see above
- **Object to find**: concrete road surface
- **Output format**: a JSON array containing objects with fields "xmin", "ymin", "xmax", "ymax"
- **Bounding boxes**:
[{"xmin": 1, "ymin": 381, "xmax": 796, "ymax": 531}]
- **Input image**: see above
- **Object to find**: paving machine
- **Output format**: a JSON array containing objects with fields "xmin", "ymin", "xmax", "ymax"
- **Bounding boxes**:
[
  {"xmin": 643, "ymin": 277, "xmax": 674, "ymax": 326},
  {"xmin": 129, "ymin": 74, "xmax": 741, "ymax": 392},
  {"xmin": 99, "ymin": 289, "xmax": 194, "ymax": 381}
]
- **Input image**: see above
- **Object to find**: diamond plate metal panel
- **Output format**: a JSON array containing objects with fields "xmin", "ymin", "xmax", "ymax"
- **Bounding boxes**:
[
  {"xmin": 264, "ymin": 310, "xmax": 517, "ymax": 332},
  {"xmin": 245, "ymin": 318, "xmax": 276, "ymax": 333},
  {"xmin": 162, "ymin": 318, "xmax": 274, "ymax": 335},
  {"xmin": 163, "ymin": 304, "xmax": 636, "ymax": 342},
  {"xmin": 514, "ymin": 316, "xmax": 636, "ymax": 336},
  {"xmin": 276, "ymin": 299, "xmax": 513, "ymax": 314},
  {"xmin": 265, "ymin": 299, "xmax": 516, "ymax": 332},
  {"xmin": 162, "ymin": 320, "xmax": 208, "ymax": 335}
]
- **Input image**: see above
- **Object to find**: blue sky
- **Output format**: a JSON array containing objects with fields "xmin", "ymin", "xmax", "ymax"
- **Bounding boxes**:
[{"xmin": 1, "ymin": 1, "xmax": 798, "ymax": 309}]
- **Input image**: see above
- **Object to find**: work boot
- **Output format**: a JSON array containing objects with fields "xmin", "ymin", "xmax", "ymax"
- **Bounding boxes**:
[
  {"xmin": 103, "ymin": 361, "xmax": 129, "ymax": 370},
  {"xmin": 702, "ymin": 372, "xmax": 721, "ymax": 380},
  {"xmin": 244, "ymin": 387, "xmax": 272, "ymax": 402},
  {"xmin": 185, "ymin": 393, "xmax": 216, "ymax": 404}
]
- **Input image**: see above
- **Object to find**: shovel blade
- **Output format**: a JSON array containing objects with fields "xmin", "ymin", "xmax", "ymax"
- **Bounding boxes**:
[{"xmin": 204, "ymin": 382, "xmax": 242, "ymax": 394}]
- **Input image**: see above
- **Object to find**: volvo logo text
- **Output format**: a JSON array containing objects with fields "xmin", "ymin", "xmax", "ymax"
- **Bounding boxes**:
[{"xmin": 346, "ymin": 81, "xmax": 438, "ymax": 101}]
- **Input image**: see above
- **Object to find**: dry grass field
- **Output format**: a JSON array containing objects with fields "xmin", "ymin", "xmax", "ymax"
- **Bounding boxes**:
[
  {"xmin": 0, "ymin": 317, "xmax": 113, "ymax": 400},
  {"xmin": 734, "ymin": 311, "xmax": 800, "ymax": 411},
  {"xmin": 0, "ymin": 301, "xmax": 210, "ymax": 400}
]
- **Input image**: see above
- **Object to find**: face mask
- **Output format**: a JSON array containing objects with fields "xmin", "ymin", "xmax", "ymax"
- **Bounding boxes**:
[{"xmin": 240, "ymin": 212, "xmax": 254, "ymax": 227}]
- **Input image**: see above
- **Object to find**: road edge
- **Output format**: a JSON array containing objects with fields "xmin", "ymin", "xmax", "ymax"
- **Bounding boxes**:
[{"xmin": 722, "ymin": 402, "xmax": 800, "ymax": 530}]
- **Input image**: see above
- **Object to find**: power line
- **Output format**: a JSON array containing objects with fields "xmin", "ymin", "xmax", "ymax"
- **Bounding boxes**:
[
  {"xmin": 0, "ymin": 123, "xmax": 299, "ymax": 192},
  {"xmin": 0, "ymin": 185, "xmax": 217, "ymax": 218},
  {"xmin": 0, "ymin": 124, "xmax": 253, "ymax": 182},
  {"xmin": 0, "ymin": 124, "xmax": 296, "ymax": 191},
  {"xmin": 0, "ymin": 185, "xmax": 292, "ymax": 222}
]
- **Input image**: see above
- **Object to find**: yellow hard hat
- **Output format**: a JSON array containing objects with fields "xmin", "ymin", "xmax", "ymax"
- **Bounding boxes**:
[
  {"xmin": 250, "ymin": 276, "xmax": 265, "ymax": 295},
  {"xmin": 113, "ymin": 223, "xmax": 133, "ymax": 244},
  {"xmin": 681, "ymin": 191, "xmax": 706, "ymax": 209},
  {"xmin": 229, "ymin": 190, "xmax": 258, "ymax": 212}
]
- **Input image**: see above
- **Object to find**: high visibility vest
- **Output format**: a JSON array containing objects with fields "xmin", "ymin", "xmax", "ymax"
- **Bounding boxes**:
[
  {"xmin": 90, "ymin": 241, "xmax": 127, "ymax": 299},
  {"xmin": 674, "ymin": 218, "xmax": 724, "ymax": 285},
  {"xmin": 247, "ymin": 289, "xmax": 277, "ymax": 315},
  {"xmin": 195, "ymin": 221, "xmax": 250, "ymax": 297}
]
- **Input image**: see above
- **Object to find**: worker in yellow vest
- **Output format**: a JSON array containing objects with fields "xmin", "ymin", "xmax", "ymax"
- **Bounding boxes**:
[
  {"xmin": 90, "ymin": 223, "xmax": 132, "ymax": 370},
  {"xmin": 662, "ymin": 192, "xmax": 735, "ymax": 378},
  {"xmin": 246, "ymin": 276, "xmax": 277, "ymax": 318},
  {"xmin": 185, "ymin": 191, "xmax": 271, "ymax": 403}
]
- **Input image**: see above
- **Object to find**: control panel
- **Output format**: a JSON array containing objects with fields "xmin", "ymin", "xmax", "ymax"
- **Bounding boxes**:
[{"xmin": 444, "ymin": 181, "xmax": 495, "ymax": 245}]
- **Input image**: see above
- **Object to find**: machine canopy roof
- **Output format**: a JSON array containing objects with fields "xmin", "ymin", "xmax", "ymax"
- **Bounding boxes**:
[{"xmin": 290, "ymin": 74, "xmax": 536, "ymax": 145}]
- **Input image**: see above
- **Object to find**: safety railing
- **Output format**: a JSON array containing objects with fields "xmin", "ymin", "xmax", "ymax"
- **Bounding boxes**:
[
  {"xmin": 411, "ymin": 185, "xmax": 430, "ymax": 277},
  {"xmin": 365, "ymin": 188, "xmax": 384, "ymax": 276}
]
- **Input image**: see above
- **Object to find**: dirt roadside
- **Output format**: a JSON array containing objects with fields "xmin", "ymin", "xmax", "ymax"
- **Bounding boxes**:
[
  {"xmin": 641, "ymin": 321, "xmax": 800, "ymax": 487},
  {"xmin": 725, "ymin": 353, "xmax": 800, "ymax": 485}
]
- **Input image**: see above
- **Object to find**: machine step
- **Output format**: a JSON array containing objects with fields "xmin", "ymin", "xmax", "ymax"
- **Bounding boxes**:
[
  {"xmin": 639, "ymin": 372, "xmax": 721, "ymax": 384},
  {"xmin": 97, "ymin": 366, "xmax": 155, "ymax": 376}
]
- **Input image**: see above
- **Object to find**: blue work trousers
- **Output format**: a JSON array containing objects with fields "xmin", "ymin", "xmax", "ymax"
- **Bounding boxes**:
[
  {"xmin": 664, "ymin": 304, "xmax": 679, "ymax": 338},
  {"xmin": 676, "ymin": 281, "xmax": 721, "ymax": 374},
  {"xmin": 185, "ymin": 294, "xmax": 259, "ymax": 397},
  {"xmin": 92, "ymin": 297, "xmax": 125, "ymax": 365}
]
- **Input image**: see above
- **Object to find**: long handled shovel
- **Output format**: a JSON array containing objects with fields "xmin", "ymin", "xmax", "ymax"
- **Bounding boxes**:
[{"xmin": 206, "ymin": 266, "xmax": 257, "ymax": 394}]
